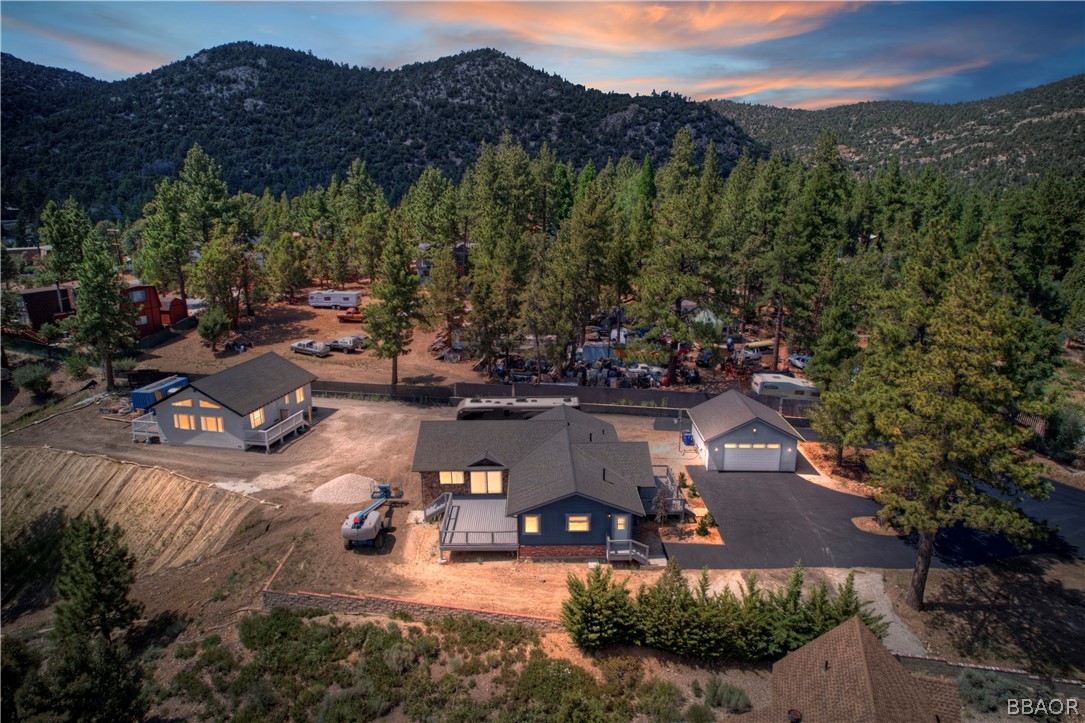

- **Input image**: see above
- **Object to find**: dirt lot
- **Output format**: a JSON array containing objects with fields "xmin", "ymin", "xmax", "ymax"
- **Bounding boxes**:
[{"xmin": 134, "ymin": 285, "xmax": 485, "ymax": 385}]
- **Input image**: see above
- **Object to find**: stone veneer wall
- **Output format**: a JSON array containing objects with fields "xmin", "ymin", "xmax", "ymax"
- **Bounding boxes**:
[
  {"xmin": 518, "ymin": 545, "xmax": 607, "ymax": 559},
  {"xmin": 420, "ymin": 470, "xmax": 509, "ymax": 503},
  {"xmin": 261, "ymin": 589, "xmax": 561, "ymax": 631}
]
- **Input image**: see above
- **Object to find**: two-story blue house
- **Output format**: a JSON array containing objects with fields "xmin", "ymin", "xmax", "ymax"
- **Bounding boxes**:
[{"xmin": 413, "ymin": 406, "xmax": 656, "ymax": 562}]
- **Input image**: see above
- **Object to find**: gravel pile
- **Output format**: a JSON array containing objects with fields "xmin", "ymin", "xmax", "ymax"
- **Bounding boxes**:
[{"xmin": 311, "ymin": 473, "xmax": 377, "ymax": 505}]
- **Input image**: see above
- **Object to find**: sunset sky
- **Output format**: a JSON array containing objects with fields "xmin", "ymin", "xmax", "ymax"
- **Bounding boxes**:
[{"xmin": 1, "ymin": 1, "xmax": 1082, "ymax": 109}]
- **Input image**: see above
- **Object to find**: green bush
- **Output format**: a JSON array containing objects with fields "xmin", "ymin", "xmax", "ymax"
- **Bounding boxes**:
[
  {"xmin": 704, "ymin": 677, "xmax": 750, "ymax": 713},
  {"xmin": 198, "ymin": 307, "xmax": 230, "ymax": 351},
  {"xmin": 382, "ymin": 643, "xmax": 415, "ymax": 674},
  {"xmin": 1043, "ymin": 404, "xmax": 1085, "ymax": 463},
  {"xmin": 704, "ymin": 512, "xmax": 716, "ymax": 528},
  {"xmin": 13, "ymin": 364, "xmax": 51, "ymax": 397},
  {"xmin": 112, "ymin": 356, "xmax": 138, "ymax": 372},
  {"xmin": 696, "ymin": 517, "xmax": 710, "ymax": 536},
  {"xmin": 638, "ymin": 678, "xmax": 683, "ymax": 723},
  {"xmin": 174, "ymin": 642, "xmax": 197, "ymax": 659},
  {"xmin": 63, "ymin": 354, "xmax": 89, "ymax": 379},
  {"xmin": 688, "ymin": 483, "xmax": 699, "ymax": 498},
  {"xmin": 38, "ymin": 322, "xmax": 63, "ymax": 342},
  {"xmin": 957, "ymin": 670, "xmax": 1040, "ymax": 714},
  {"xmin": 677, "ymin": 472, "xmax": 688, "ymax": 489},
  {"xmin": 691, "ymin": 678, "xmax": 703, "ymax": 698},
  {"xmin": 315, "ymin": 680, "xmax": 391, "ymax": 723},
  {"xmin": 562, "ymin": 567, "xmax": 638, "ymax": 652},
  {"xmin": 686, "ymin": 702, "xmax": 715, "ymax": 723}
]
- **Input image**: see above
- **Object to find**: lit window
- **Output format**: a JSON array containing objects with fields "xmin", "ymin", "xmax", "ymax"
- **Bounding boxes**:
[
  {"xmin": 173, "ymin": 399, "xmax": 193, "ymax": 407},
  {"xmin": 566, "ymin": 515, "xmax": 590, "ymax": 532},
  {"xmin": 284, "ymin": 394, "xmax": 291, "ymax": 404},
  {"xmin": 173, "ymin": 414, "xmax": 195, "ymax": 430},
  {"xmin": 615, "ymin": 516, "xmax": 628, "ymax": 531},
  {"xmin": 724, "ymin": 443, "xmax": 737, "ymax": 449},
  {"xmin": 249, "ymin": 409, "xmax": 265, "ymax": 428},
  {"xmin": 295, "ymin": 387, "xmax": 305, "ymax": 403},
  {"xmin": 738, "ymin": 443, "xmax": 753, "ymax": 449},
  {"xmin": 199, "ymin": 400, "xmax": 220, "ymax": 409},
  {"xmin": 470, "ymin": 470, "xmax": 502, "ymax": 494},
  {"xmin": 200, "ymin": 416, "xmax": 224, "ymax": 433},
  {"xmin": 751, "ymin": 444, "xmax": 766, "ymax": 449},
  {"xmin": 767, "ymin": 444, "xmax": 781, "ymax": 449},
  {"xmin": 439, "ymin": 471, "xmax": 465, "ymax": 485},
  {"xmin": 523, "ymin": 515, "xmax": 541, "ymax": 534}
]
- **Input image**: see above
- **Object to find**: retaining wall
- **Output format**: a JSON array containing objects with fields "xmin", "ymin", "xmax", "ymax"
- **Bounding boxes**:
[{"xmin": 895, "ymin": 654, "xmax": 1084, "ymax": 698}]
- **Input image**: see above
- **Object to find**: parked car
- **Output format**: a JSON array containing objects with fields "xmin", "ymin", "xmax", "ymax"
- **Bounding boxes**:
[
  {"xmin": 291, "ymin": 339, "xmax": 331, "ymax": 357},
  {"xmin": 627, "ymin": 362, "xmax": 666, "ymax": 377},
  {"xmin": 696, "ymin": 348, "xmax": 717, "ymax": 367},
  {"xmin": 788, "ymin": 354, "xmax": 811, "ymax": 370},
  {"xmin": 739, "ymin": 347, "xmax": 762, "ymax": 362},
  {"xmin": 327, "ymin": 335, "xmax": 369, "ymax": 353}
]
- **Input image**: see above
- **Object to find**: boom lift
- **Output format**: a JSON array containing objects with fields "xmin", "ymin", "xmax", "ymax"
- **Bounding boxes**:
[{"xmin": 341, "ymin": 483, "xmax": 404, "ymax": 551}]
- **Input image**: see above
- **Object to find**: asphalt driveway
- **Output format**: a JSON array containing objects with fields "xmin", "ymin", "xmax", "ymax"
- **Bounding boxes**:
[{"xmin": 665, "ymin": 465, "xmax": 1084, "ymax": 570}]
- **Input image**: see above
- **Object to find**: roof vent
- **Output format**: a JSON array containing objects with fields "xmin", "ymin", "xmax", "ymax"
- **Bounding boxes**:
[{"xmin": 823, "ymin": 660, "xmax": 830, "ymax": 671}]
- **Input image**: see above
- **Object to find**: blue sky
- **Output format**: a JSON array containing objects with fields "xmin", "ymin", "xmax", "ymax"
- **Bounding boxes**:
[{"xmin": 1, "ymin": 2, "xmax": 1082, "ymax": 109}]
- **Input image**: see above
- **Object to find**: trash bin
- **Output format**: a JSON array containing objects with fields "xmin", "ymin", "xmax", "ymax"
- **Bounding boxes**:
[{"xmin": 682, "ymin": 432, "xmax": 694, "ymax": 446}]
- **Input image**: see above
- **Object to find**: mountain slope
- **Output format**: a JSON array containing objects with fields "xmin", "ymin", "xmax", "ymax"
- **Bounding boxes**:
[
  {"xmin": 1, "ymin": 43, "xmax": 757, "ymax": 218},
  {"xmin": 708, "ymin": 75, "xmax": 1085, "ymax": 186}
]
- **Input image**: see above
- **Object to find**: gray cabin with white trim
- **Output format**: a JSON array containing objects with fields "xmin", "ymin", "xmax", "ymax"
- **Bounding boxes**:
[{"xmin": 147, "ymin": 352, "xmax": 316, "ymax": 452}]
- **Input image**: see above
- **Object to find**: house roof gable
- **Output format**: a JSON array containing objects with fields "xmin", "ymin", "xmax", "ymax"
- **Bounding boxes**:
[
  {"xmin": 688, "ymin": 390, "xmax": 803, "ymax": 443},
  {"xmin": 186, "ymin": 352, "xmax": 316, "ymax": 416}
]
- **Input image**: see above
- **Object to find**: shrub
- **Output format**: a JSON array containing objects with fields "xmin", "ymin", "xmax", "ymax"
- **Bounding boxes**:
[
  {"xmin": 315, "ymin": 680, "xmax": 391, "ymax": 723},
  {"xmin": 382, "ymin": 643, "xmax": 415, "ymax": 674},
  {"xmin": 691, "ymin": 678, "xmax": 703, "ymax": 698},
  {"xmin": 63, "ymin": 355, "xmax": 89, "ymax": 379},
  {"xmin": 198, "ymin": 307, "xmax": 230, "ymax": 351},
  {"xmin": 13, "ymin": 364, "xmax": 51, "ymax": 397},
  {"xmin": 686, "ymin": 702, "xmax": 715, "ymax": 723},
  {"xmin": 174, "ymin": 642, "xmax": 197, "ymax": 659},
  {"xmin": 638, "ymin": 678, "xmax": 683, "ymax": 723},
  {"xmin": 696, "ymin": 517, "xmax": 710, "ymax": 536},
  {"xmin": 1043, "ymin": 404, "xmax": 1085, "ymax": 463},
  {"xmin": 957, "ymin": 670, "xmax": 1040, "ymax": 714},
  {"xmin": 688, "ymin": 483, "xmax": 699, "ymax": 498},
  {"xmin": 38, "ymin": 322, "xmax": 63, "ymax": 342},
  {"xmin": 704, "ymin": 512, "xmax": 716, "ymax": 528},
  {"xmin": 112, "ymin": 356, "xmax": 138, "ymax": 372},
  {"xmin": 562, "ymin": 567, "xmax": 638, "ymax": 652},
  {"xmin": 677, "ymin": 472, "xmax": 688, "ymax": 489},
  {"xmin": 704, "ymin": 677, "xmax": 751, "ymax": 713}
]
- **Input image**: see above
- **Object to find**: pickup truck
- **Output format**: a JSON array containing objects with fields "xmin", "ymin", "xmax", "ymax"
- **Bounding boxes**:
[
  {"xmin": 327, "ymin": 335, "xmax": 369, "ymax": 353},
  {"xmin": 336, "ymin": 307, "xmax": 366, "ymax": 323},
  {"xmin": 290, "ymin": 339, "xmax": 331, "ymax": 357}
]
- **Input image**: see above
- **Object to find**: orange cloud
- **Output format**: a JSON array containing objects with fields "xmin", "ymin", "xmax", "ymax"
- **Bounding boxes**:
[
  {"xmin": 688, "ymin": 60, "xmax": 993, "ymax": 103},
  {"xmin": 2, "ymin": 15, "xmax": 171, "ymax": 75},
  {"xmin": 396, "ymin": 2, "xmax": 865, "ymax": 54}
]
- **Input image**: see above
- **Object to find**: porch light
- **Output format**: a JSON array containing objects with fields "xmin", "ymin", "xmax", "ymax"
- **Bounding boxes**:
[
  {"xmin": 713, "ymin": 447, "xmax": 719, "ymax": 452},
  {"xmin": 752, "ymin": 427, "xmax": 757, "ymax": 433}
]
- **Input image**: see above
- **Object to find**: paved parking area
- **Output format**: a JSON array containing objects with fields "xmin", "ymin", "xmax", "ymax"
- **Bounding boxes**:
[{"xmin": 665, "ymin": 466, "xmax": 1084, "ymax": 570}]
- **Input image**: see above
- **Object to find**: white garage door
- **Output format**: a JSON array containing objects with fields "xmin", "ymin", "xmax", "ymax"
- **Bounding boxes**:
[{"xmin": 722, "ymin": 443, "xmax": 781, "ymax": 471}]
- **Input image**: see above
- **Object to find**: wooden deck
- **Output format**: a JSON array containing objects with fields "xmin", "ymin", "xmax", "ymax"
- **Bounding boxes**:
[
  {"xmin": 438, "ymin": 496, "xmax": 518, "ymax": 551},
  {"xmin": 244, "ymin": 410, "xmax": 308, "ymax": 453}
]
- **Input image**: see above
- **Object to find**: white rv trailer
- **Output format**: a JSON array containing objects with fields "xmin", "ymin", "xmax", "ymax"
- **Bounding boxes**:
[
  {"xmin": 750, "ymin": 373, "xmax": 820, "ymax": 398},
  {"xmin": 455, "ymin": 396, "xmax": 580, "ymax": 420},
  {"xmin": 308, "ymin": 290, "xmax": 362, "ymax": 309}
]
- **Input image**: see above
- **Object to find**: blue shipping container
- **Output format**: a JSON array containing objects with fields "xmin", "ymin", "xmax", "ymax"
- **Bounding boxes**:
[{"xmin": 131, "ymin": 375, "xmax": 189, "ymax": 411}]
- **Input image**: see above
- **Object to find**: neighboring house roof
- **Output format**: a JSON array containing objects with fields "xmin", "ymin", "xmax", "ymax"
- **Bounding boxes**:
[
  {"xmin": 688, "ymin": 389, "xmax": 803, "ymax": 442},
  {"xmin": 187, "ymin": 352, "xmax": 317, "ymax": 416},
  {"xmin": 18, "ymin": 281, "xmax": 79, "ymax": 297},
  {"xmin": 744, "ymin": 617, "xmax": 960, "ymax": 723},
  {"xmin": 412, "ymin": 406, "xmax": 649, "ymax": 517}
]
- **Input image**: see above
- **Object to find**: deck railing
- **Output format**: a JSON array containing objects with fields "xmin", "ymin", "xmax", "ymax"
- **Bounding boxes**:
[
  {"xmin": 606, "ymin": 537, "xmax": 650, "ymax": 565},
  {"xmin": 244, "ymin": 410, "xmax": 307, "ymax": 453},
  {"xmin": 131, "ymin": 412, "xmax": 160, "ymax": 442},
  {"xmin": 438, "ymin": 529, "xmax": 519, "ymax": 549},
  {"xmin": 423, "ymin": 493, "xmax": 452, "ymax": 523}
]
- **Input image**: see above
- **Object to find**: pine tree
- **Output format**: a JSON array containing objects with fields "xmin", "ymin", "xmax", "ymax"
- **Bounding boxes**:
[
  {"xmin": 862, "ymin": 249, "xmax": 1053, "ymax": 610},
  {"xmin": 38, "ymin": 197, "xmax": 90, "ymax": 314},
  {"xmin": 136, "ymin": 178, "xmax": 190, "ymax": 301},
  {"xmin": 64, "ymin": 230, "xmax": 136, "ymax": 390},
  {"xmin": 366, "ymin": 220, "xmax": 423, "ymax": 385},
  {"xmin": 178, "ymin": 143, "xmax": 229, "ymax": 250}
]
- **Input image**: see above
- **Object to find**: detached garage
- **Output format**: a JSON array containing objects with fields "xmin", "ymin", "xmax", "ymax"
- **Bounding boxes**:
[{"xmin": 688, "ymin": 390, "xmax": 804, "ymax": 472}]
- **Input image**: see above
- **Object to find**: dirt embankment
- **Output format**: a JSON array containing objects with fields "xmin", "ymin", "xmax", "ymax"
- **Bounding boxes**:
[{"xmin": 1, "ymin": 446, "xmax": 261, "ymax": 575}]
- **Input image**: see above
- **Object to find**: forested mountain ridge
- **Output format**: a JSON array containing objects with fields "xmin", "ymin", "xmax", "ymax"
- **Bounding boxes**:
[
  {"xmin": 707, "ymin": 75, "xmax": 1085, "ymax": 187},
  {"xmin": 1, "ymin": 43, "xmax": 757, "ymax": 219}
]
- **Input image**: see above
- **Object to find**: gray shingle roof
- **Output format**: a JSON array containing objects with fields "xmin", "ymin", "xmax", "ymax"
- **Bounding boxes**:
[
  {"xmin": 188, "ymin": 352, "xmax": 317, "ymax": 416},
  {"xmin": 688, "ymin": 390, "xmax": 803, "ymax": 442},
  {"xmin": 412, "ymin": 410, "xmax": 649, "ymax": 517}
]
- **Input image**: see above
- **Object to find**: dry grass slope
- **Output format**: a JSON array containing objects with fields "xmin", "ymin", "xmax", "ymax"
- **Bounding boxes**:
[{"xmin": 1, "ymin": 446, "xmax": 260, "ymax": 575}]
